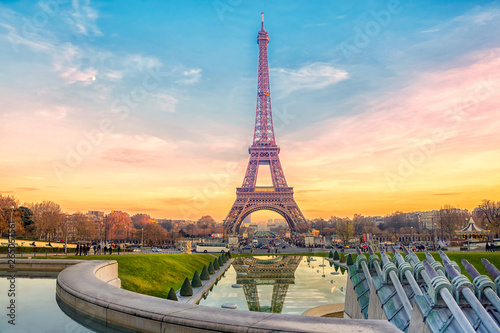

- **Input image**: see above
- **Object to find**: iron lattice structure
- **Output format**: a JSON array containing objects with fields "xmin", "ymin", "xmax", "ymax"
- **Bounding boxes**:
[{"xmin": 223, "ymin": 14, "xmax": 306, "ymax": 234}]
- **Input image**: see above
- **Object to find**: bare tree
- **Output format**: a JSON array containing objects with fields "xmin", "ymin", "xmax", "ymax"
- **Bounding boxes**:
[
  {"xmin": 475, "ymin": 200, "xmax": 500, "ymax": 235},
  {"xmin": 70, "ymin": 213, "xmax": 97, "ymax": 241},
  {"xmin": 336, "ymin": 219, "xmax": 354, "ymax": 245},
  {"xmin": 437, "ymin": 205, "xmax": 469, "ymax": 241},
  {"xmin": 27, "ymin": 201, "xmax": 64, "ymax": 241},
  {"xmin": 143, "ymin": 223, "xmax": 168, "ymax": 246}
]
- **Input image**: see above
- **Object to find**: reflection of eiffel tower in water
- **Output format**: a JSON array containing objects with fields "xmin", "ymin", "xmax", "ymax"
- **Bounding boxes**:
[{"xmin": 232, "ymin": 256, "xmax": 302, "ymax": 313}]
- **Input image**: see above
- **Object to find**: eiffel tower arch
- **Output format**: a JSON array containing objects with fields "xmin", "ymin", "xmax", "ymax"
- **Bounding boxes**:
[{"xmin": 223, "ymin": 14, "xmax": 306, "ymax": 234}]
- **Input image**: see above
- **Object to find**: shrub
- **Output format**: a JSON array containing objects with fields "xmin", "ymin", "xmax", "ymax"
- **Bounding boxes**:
[
  {"xmin": 167, "ymin": 287, "xmax": 178, "ymax": 301},
  {"xmin": 333, "ymin": 251, "xmax": 339, "ymax": 260},
  {"xmin": 213, "ymin": 258, "xmax": 220, "ymax": 270},
  {"xmin": 227, "ymin": 251, "xmax": 231, "ymax": 259},
  {"xmin": 340, "ymin": 253, "xmax": 346, "ymax": 263},
  {"xmin": 329, "ymin": 251, "xmax": 333, "ymax": 258},
  {"xmin": 191, "ymin": 270, "xmax": 202, "ymax": 288},
  {"xmin": 218, "ymin": 256, "xmax": 223, "ymax": 267},
  {"xmin": 346, "ymin": 254, "xmax": 354, "ymax": 266},
  {"xmin": 200, "ymin": 265, "xmax": 210, "ymax": 280},
  {"xmin": 208, "ymin": 261, "xmax": 215, "ymax": 274},
  {"xmin": 180, "ymin": 278, "xmax": 193, "ymax": 296},
  {"xmin": 220, "ymin": 254, "xmax": 226, "ymax": 264}
]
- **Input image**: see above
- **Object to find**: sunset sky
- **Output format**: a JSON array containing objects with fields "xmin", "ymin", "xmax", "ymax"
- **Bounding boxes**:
[{"xmin": 1, "ymin": 1, "xmax": 499, "ymax": 222}]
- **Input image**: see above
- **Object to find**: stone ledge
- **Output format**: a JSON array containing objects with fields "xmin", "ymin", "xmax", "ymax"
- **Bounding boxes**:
[{"xmin": 2, "ymin": 259, "xmax": 401, "ymax": 332}]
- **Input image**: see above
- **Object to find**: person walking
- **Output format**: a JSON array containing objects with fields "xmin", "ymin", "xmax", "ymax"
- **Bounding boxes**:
[
  {"xmin": 103, "ymin": 245, "xmax": 107, "ymax": 255},
  {"xmin": 76, "ymin": 244, "xmax": 80, "ymax": 256}
]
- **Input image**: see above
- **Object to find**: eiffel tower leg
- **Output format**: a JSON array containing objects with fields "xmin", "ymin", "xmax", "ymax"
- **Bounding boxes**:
[
  {"xmin": 271, "ymin": 284, "xmax": 289, "ymax": 313},
  {"xmin": 243, "ymin": 283, "xmax": 260, "ymax": 312}
]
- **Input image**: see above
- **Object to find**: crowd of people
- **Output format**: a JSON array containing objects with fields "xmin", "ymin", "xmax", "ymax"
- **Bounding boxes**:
[{"xmin": 75, "ymin": 243, "xmax": 122, "ymax": 256}]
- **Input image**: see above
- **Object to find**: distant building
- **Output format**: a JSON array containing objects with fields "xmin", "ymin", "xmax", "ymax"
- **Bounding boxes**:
[
  {"xmin": 419, "ymin": 210, "xmax": 439, "ymax": 230},
  {"xmin": 86, "ymin": 211, "xmax": 104, "ymax": 220}
]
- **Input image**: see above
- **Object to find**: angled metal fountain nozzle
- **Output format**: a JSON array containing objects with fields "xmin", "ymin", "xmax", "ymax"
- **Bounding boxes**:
[
  {"xmin": 401, "ymin": 245, "xmax": 410, "ymax": 255},
  {"xmin": 422, "ymin": 260, "xmax": 439, "ymax": 279},
  {"xmin": 356, "ymin": 247, "xmax": 362, "ymax": 255},
  {"xmin": 462, "ymin": 259, "xmax": 480, "ymax": 279},
  {"xmin": 424, "ymin": 251, "xmax": 436, "ymax": 263},
  {"xmin": 438, "ymin": 250, "xmax": 450, "ymax": 262},
  {"xmin": 443, "ymin": 259, "xmax": 460, "ymax": 280},
  {"xmin": 368, "ymin": 246, "xmax": 375, "ymax": 256},
  {"xmin": 482, "ymin": 258, "xmax": 500, "ymax": 279},
  {"xmin": 410, "ymin": 250, "xmax": 420, "ymax": 263},
  {"xmin": 390, "ymin": 246, "xmax": 398, "ymax": 255}
]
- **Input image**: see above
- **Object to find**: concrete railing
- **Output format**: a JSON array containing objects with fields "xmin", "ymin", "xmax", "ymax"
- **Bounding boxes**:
[{"xmin": 1, "ymin": 259, "xmax": 401, "ymax": 332}]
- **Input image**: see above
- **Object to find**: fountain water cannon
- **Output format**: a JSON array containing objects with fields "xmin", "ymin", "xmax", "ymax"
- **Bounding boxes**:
[
  {"xmin": 391, "ymin": 244, "xmax": 422, "ymax": 297},
  {"xmin": 482, "ymin": 258, "xmax": 500, "ymax": 295},
  {"xmin": 424, "ymin": 251, "xmax": 445, "ymax": 277},
  {"xmin": 367, "ymin": 246, "xmax": 380, "ymax": 271},
  {"xmin": 438, "ymin": 250, "xmax": 461, "ymax": 277},
  {"xmin": 355, "ymin": 246, "xmax": 372, "ymax": 290},
  {"xmin": 443, "ymin": 260, "xmax": 500, "ymax": 332},
  {"xmin": 404, "ymin": 247, "xmax": 426, "ymax": 281},
  {"xmin": 463, "ymin": 259, "xmax": 500, "ymax": 312},
  {"xmin": 380, "ymin": 249, "xmax": 413, "ymax": 319},
  {"xmin": 482, "ymin": 258, "xmax": 500, "ymax": 279},
  {"xmin": 421, "ymin": 260, "xmax": 475, "ymax": 332}
]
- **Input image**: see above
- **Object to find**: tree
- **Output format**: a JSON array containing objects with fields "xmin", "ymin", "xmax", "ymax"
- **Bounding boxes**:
[
  {"xmin": 131, "ymin": 213, "xmax": 152, "ymax": 229},
  {"xmin": 143, "ymin": 223, "xmax": 168, "ymax": 246},
  {"xmin": 160, "ymin": 220, "xmax": 173, "ymax": 232},
  {"xmin": 0, "ymin": 195, "xmax": 21, "ymax": 234},
  {"xmin": 312, "ymin": 218, "xmax": 326, "ymax": 235},
  {"xmin": 27, "ymin": 201, "xmax": 64, "ymax": 241},
  {"xmin": 437, "ymin": 205, "xmax": 469, "ymax": 241},
  {"xmin": 197, "ymin": 215, "xmax": 216, "ymax": 237},
  {"xmin": 352, "ymin": 214, "xmax": 370, "ymax": 236},
  {"xmin": 71, "ymin": 213, "xmax": 97, "ymax": 241},
  {"xmin": 475, "ymin": 200, "xmax": 500, "ymax": 235},
  {"xmin": 18, "ymin": 206, "xmax": 35, "ymax": 235},
  {"xmin": 337, "ymin": 219, "xmax": 354, "ymax": 245},
  {"xmin": 105, "ymin": 211, "xmax": 132, "ymax": 241}
]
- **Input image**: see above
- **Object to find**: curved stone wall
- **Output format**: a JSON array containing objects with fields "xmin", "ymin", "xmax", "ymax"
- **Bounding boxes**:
[{"xmin": 1, "ymin": 259, "xmax": 401, "ymax": 332}]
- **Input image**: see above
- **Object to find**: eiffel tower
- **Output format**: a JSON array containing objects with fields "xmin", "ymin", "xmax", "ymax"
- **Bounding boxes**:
[
  {"xmin": 223, "ymin": 14, "xmax": 306, "ymax": 234},
  {"xmin": 232, "ymin": 256, "xmax": 302, "ymax": 313}
]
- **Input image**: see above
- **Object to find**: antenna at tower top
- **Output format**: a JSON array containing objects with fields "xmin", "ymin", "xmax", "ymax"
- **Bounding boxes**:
[{"xmin": 261, "ymin": 12, "xmax": 264, "ymax": 29}]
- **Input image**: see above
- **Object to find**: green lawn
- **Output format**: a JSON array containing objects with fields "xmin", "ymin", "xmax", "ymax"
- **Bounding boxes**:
[{"xmin": 52, "ymin": 254, "xmax": 215, "ymax": 298}]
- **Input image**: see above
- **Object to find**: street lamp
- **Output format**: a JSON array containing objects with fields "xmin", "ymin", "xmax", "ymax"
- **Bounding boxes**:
[
  {"xmin": 100, "ymin": 221, "xmax": 104, "ymax": 254},
  {"xmin": 65, "ymin": 218, "xmax": 68, "ymax": 255},
  {"xmin": 9, "ymin": 206, "xmax": 14, "ymax": 243}
]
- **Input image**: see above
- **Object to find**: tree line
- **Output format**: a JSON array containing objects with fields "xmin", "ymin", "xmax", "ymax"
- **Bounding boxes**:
[
  {"xmin": 0, "ymin": 194, "xmax": 223, "ymax": 246},
  {"xmin": 1, "ymin": 193, "xmax": 499, "ymax": 245}
]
